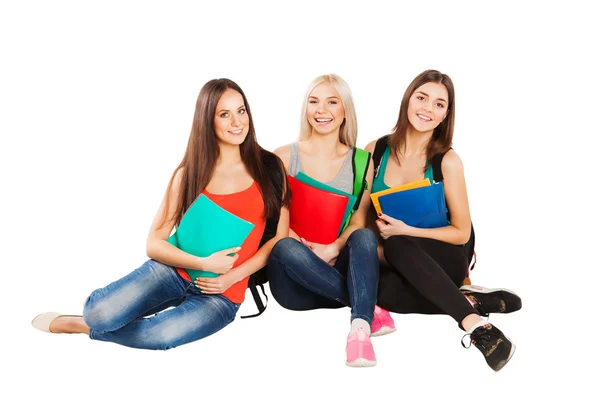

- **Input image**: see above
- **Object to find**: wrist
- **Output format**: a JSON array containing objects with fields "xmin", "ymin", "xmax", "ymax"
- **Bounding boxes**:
[
  {"xmin": 404, "ymin": 225, "xmax": 418, "ymax": 237},
  {"xmin": 226, "ymin": 267, "xmax": 243, "ymax": 284},
  {"xmin": 331, "ymin": 239, "xmax": 344, "ymax": 253},
  {"xmin": 195, "ymin": 256, "xmax": 210, "ymax": 272}
]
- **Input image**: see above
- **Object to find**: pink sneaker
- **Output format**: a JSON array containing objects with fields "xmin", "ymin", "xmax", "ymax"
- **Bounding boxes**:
[
  {"xmin": 371, "ymin": 306, "xmax": 397, "ymax": 337},
  {"xmin": 346, "ymin": 327, "xmax": 377, "ymax": 367}
]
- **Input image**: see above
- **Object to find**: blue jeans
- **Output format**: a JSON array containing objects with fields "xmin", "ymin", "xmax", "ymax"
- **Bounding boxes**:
[
  {"xmin": 83, "ymin": 259, "xmax": 239, "ymax": 350},
  {"xmin": 268, "ymin": 229, "xmax": 379, "ymax": 324}
]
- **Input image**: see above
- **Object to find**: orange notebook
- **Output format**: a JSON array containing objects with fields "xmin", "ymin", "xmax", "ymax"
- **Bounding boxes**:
[
  {"xmin": 288, "ymin": 175, "xmax": 349, "ymax": 244},
  {"xmin": 370, "ymin": 178, "xmax": 430, "ymax": 215}
]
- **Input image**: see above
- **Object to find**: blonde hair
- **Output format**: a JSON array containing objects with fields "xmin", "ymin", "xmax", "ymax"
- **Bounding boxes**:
[{"xmin": 299, "ymin": 74, "xmax": 358, "ymax": 147}]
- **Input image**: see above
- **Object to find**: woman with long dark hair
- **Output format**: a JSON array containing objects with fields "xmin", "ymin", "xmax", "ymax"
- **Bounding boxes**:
[
  {"xmin": 366, "ymin": 70, "xmax": 521, "ymax": 371},
  {"xmin": 32, "ymin": 78, "xmax": 290, "ymax": 350}
]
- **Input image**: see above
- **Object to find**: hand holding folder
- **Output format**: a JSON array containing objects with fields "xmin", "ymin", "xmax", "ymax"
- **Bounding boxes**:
[
  {"xmin": 288, "ymin": 175, "xmax": 349, "ymax": 244},
  {"xmin": 370, "ymin": 178, "xmax": 430, "ymax": 215},
  {"xmin": 166, "ymin": 194, "xmax": 254, "ymax": 281},
  {"xmin": 378, "ymin": 182, "xmax": 449, "ymax": 228}
]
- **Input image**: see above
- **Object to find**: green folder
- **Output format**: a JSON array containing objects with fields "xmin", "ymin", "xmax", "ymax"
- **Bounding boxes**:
[
  {"xmin": 167, "ymin": 194, "xmax": 254, "ymax": 281},
  {"xmin": 295, "ymin": 172, "xmax": 357, "ymax": 234}
]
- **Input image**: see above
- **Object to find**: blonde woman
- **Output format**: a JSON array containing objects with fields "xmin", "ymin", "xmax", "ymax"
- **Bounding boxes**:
[{"xmin": 268, "ymin": 74, "xmax": 379, "ymax": 367}]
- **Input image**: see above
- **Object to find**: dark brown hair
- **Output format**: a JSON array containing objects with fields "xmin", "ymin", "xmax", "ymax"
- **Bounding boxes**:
[
  {"xmin": 163, "ymin": 78, "xmax": 289, "ymax": 228},
  {"xmin": 388, "ymin": 69, "xmax": 455, "ymax": 169}
]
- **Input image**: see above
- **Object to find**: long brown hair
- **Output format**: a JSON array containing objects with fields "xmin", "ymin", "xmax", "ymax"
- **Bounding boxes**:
[
  {"xmin": 388, "ymin": 69, "xmax": 455, "ymax": 169},
  {"xmin": 162, "ymin": 78, "xmax": 288, "ymax": 228}
]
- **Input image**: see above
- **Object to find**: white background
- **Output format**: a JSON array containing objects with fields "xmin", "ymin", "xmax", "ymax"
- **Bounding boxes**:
[{"xmin": 1, "ymin": 1, "xmax": 598, "ymax": 399}]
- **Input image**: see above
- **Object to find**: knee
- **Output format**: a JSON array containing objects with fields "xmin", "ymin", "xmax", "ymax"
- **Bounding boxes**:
[
  {"xmin": 383, "ymin": 235, "xmax": 415, "ymax": 257},
  {"xmin": 270, "ymin": 237, "xmax": 307, "ymax": 264},
  {"xmin": 82, "ymin": 291, "xmax": 119, "ymax": 332},
  {"xmin": 348, "ymin": 228, "xmax": 378, "ymax": 250},
  {"xmin": 147, "ymin": 322, "xmax": 190, "ymax": 351}
]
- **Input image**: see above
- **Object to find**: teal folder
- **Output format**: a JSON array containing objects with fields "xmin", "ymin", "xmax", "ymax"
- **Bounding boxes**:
[
  {"xmin": 295, "ymin": 172, "xmax": 357, "ymax": 234},
  {"xmin": 166, "ymin": 194, "xmax": 254, "ymax": 281}
]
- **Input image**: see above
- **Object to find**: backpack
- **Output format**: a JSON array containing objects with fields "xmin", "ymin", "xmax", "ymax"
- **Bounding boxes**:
[
  {"xmin": 241, "ymin": 147, "xmax": 372, "ymax": 318},
  {"xmin": 371, "ymin": 135, "xmax": 476, "ymax": 283},
  {"xmin": 240, "ymin": 151, "xmax": 284, "ymax": 319},
  {"xmin": 341, "ymin": 147, "xmax": 371, "ymax": 231}
]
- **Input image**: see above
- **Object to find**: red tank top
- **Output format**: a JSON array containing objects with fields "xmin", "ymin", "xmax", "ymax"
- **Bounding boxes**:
[{"xmin": 176, "ymin": 181, "xmax": 266, "ymax": 303}]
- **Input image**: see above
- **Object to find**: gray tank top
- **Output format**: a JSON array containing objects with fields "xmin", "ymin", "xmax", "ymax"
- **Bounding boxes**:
[{"xmin": 288, "ymin": 142, "xmax": 354, "ymax": 193}]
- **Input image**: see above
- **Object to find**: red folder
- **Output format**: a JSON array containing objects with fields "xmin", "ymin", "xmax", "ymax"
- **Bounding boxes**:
[{"xmin": 288, "ymin": 175, "xmax": 349, "ymax": 244}]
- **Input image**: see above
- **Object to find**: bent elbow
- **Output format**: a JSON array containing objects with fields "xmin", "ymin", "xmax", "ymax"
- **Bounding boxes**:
[
  {"xmin": 457, "ymin": 230, "xmax": 471, "ymax": 246},
  {"xmin": 146, "ymin": 238, "xmax": 159, "ymax": 260}
]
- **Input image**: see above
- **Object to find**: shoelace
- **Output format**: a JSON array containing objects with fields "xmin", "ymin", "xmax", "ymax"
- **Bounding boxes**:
[
  {"xmin": 474, "ymin": 303, "xmax": 490, "ymax": 318},
  {"xmin": 461, "ymin": 325, "xmax": 493, "ymax": 351},
  {"xmin": 464, "ymin": 293, "xmax": 492, "ymax": 319}
]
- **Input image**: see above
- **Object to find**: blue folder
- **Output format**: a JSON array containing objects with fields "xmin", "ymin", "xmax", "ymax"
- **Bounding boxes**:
[
  {"xmin": 378, "ymin": 182, "xmax": 449, "ymax": 228},
  {"xmin": 167, "ymin": 194, "xmax": 254, "ymax": 281},
  {"xmin": 295, "ymin": 171, "xmax": 357, "ymax": 234}
]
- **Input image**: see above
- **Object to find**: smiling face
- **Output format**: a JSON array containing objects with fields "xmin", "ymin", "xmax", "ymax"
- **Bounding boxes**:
[
  {"xmin": 407, "ymin": 82, "xmax": 449, "ymax": 133},
  {"xmin": 306, "ymin": 82, "xmax": 346, "ymax": 137},
  {"xmin": 213, "ymin": 88, "xmax": 249, "ymax": 146}
]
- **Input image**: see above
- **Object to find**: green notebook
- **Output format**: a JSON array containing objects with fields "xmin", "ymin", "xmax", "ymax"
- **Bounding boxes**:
[
  {"xmin": 295, "ymin": 172, "xmax": 357, "ymax": 235},
  {"xmin": 167, "ymin": 194, "xmax": 254, "ymax": 281}
]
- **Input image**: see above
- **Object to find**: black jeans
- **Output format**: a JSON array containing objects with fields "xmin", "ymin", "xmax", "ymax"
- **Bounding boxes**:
[{"xmin": 377, "ymin": 235, "xmax": 475, "ymax": 326}]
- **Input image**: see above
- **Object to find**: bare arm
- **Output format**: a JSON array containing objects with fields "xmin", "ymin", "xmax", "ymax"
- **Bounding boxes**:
[
  {"xmin": 274, "ymin": 144, "xmax": 301, "ymax": 240},
  {"xmin": 377, "ymin": 150, "xmax": 472, "ymax": 245},
  {"xmin": 299, "ymin": 146, "xmax": 376, "ymax": 264},
  {"xmin": 195, "ymin": 170, "xmax": 291, "ymax": 293},
  {"xmin": 405, "ymin": 150, "xmax": 471, "ymax": 244},
  {"xmin": 145, "ymin": 169, "xmax": 238, "ymax": 273},
  {"xmin": 329, "ymin": 150, "xmax": 376, "ymax": 253},
  {"xmin": 225, "ymin": 205, "xmax": 290, "ymax": 284}
]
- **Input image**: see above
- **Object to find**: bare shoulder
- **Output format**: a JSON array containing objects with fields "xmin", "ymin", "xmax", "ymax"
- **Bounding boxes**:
[
  {"xmin": 441, "ymin": 149, "xmax": 465, "ymax": 176},
  {"xmin": 364, "ymin": 139, "xmax": 377, "ymax": 153},
  {"xmin": 273, "ymin": 143, "xmax": 292, "ymax": 169}
]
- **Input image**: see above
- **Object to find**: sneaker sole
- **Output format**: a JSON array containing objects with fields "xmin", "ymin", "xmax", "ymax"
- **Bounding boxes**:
[
  {"xmin": 493, "ymin": 342, "xmax": 516, "ymax": 372},
  {"xmin": 459, "ymin": 284, "xmax": 518, "ymax": 296},
  {"xmin": 346, "ymin": 358, "xmax": 377, "ymax": 367},
  {"xmin": 371, "ymin": 326, "xmax": 397, "ymax": 337}
]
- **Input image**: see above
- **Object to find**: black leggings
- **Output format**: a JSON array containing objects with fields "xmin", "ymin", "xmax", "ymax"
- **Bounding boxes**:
[{"xmin": 377, "ymin": 235, "xmax": 475, "ymax": 326}]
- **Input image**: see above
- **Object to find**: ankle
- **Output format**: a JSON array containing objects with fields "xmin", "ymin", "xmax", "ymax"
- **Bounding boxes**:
[
  {"xmin": 350, "ymin": 318, "xmax": 371, "ymax": 336},
  {"xmin": 461, "ymin": 314, "xmax": 486, "ymax": 333},
  {"xmin": 50, "ymin": 316, "xmax": 89, "ymax": 334}
]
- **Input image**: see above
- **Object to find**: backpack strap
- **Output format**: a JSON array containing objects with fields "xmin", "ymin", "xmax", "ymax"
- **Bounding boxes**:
[
  {"xmin": 340, "ymin": 147, "xmax": 371, "ymax": 231},
  {"xmin": 430, "ymin": 151, "xmax": 447, "ymax": 184},
  {"xmin": 240, "ymin": 283, "xmax": 268, "ymax": 319},
  {"xmin": 351, "ymin": 147, "xmax": 371, "ymax": 210},
  {"xmin": 239, "ymin": 151, "xmax": 283, "ymax": 319},
  {"xmin": 372, "ymin": 135, "xmax": 390, "ymax": 178}
]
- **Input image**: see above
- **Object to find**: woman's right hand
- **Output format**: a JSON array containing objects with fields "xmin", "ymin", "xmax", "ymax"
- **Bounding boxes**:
[{"xmin": 200, "ymin": 247, "xmax": 241, "ymax": 274}]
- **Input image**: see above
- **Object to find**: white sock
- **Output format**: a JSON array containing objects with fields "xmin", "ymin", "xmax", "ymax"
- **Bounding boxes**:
[
  {"xmin": 467, "ymin": 318, "xmax": 489, "ymax": 334},
  {"xmin": 350, "ymin": 318, "xmax": 371, "ymax": 336}
]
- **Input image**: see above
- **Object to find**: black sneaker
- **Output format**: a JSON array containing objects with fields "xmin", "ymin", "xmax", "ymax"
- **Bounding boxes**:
[
  {"xmin": 460, "ymin": 285, "xmax": 522, "ymax": 317},
  {"xmin": 462, "ymin": 323, "xmax": 516, "ymax": 371}
]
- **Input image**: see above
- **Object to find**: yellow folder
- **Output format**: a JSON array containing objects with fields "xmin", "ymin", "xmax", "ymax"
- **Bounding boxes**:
[{"xmin": 370, "ymin": 178, "xmax": 431, "ymax": 214}]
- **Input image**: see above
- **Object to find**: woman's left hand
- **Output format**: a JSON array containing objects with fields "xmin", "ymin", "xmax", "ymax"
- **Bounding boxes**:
[
  {"xmin": 300, "ymin": 238, "xmax": 340, "ymax": 266},
  {"xmin": 375, "ymin": 213, "xmax": 410, "ymax": 239},
  {"xmin": 195, "ymin": 273, "xmax": 236, "ymax": 294}
]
